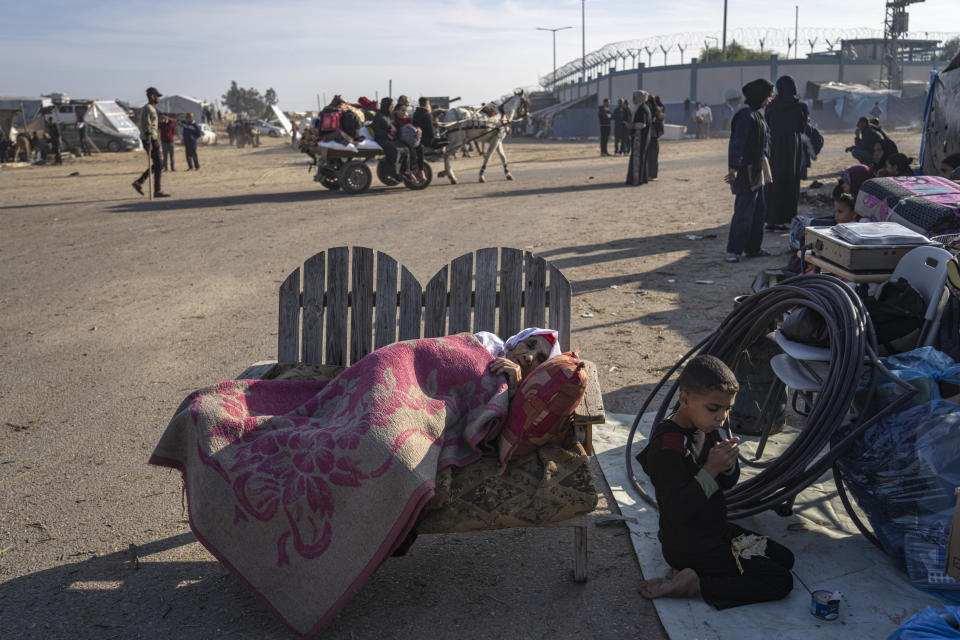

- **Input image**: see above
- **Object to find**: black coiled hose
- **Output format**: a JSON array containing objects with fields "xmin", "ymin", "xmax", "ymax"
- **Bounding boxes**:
[{"xmin": 624, "ymin": 274, "xmax": 917, "ymax": 537}]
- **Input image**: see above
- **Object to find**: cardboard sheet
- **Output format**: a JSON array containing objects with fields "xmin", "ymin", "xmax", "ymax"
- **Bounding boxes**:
[{"xmin": 594, "ymin": 412, "xmax": 946, "ymax": 639}]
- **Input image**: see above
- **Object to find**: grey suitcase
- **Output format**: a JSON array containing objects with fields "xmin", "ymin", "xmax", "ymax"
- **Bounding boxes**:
[{"xmin": 805, "ymin": 225, "xmax": 929, "ymax": 272}]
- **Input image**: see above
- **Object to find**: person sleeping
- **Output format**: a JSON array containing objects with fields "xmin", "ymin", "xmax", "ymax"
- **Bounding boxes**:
[{"xmin": 475, "ymin": 327, "xmax": 562, "ymax": 398}]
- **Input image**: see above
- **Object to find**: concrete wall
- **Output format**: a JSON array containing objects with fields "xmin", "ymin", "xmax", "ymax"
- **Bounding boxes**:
[
  {"xmin": 552, "ymin": 57, "xmax": 938, "ymax": 106},
  {"xmin": 641, "ymin": 68, "xmax": 688, "ymax": 102},
  {"xmin": 693, "ymin": 62, "xmax": 768, "ymax": 103}
]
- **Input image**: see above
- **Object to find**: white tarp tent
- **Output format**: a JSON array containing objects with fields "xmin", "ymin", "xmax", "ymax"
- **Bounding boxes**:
[
  {"xmin": 262, "ymin": 104, "xmax": 292, "ymax": 136},
  {"xmin": 921, "ymin": 53, "xmax": 960, "ymax": 175},
  {"xmin": 87, "ymin": 101, "xmax": 141, "ymax": 140},
  {"xmin": 156, "ymin": 94, "xmax": 206, "ymax": 122}
]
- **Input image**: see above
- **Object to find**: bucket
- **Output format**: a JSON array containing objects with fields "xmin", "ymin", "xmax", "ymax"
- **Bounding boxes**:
[{"xmin": 810, "ymin": 590, "xmax": 840, "ymax": 621}]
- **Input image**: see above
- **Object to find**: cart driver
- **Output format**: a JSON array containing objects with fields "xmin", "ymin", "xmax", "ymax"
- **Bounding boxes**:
[{"xmin": 372, "ymin": 97, "xmax": 410, "ymax": 183}]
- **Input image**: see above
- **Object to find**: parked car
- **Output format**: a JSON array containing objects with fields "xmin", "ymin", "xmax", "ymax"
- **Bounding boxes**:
[
  {"xmin": 58, "ymin": 122, "xmax": 140, "ymax": 152},
  {"xmin": 253, "ymin": 119, "xmax": 284, "ymax": 137},
  {"xmin": 199, "ymin": 123, "xmax": 217, "ymax": 145}
]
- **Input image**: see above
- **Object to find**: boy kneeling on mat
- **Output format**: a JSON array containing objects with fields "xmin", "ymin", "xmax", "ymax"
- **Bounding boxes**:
[{"xmin": 636, "ymin": 355, "xmax": 794, "ymax": 608}]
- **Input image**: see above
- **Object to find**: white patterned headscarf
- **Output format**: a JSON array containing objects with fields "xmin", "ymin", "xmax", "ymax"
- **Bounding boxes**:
[{"xmin": 475, "ymin": 327, "xmax": 562, "ymax": 360}]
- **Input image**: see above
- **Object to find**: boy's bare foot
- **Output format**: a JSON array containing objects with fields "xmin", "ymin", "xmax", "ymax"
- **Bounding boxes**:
[{"xmin": 638, "ymin": 568, "xmax": 700, "ymax": 599}]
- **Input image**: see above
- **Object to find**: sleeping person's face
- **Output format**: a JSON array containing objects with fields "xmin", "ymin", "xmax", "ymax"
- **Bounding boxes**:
[{"xmin": 505, "ymin": 336, "xmax": 552, "ymax": 377}]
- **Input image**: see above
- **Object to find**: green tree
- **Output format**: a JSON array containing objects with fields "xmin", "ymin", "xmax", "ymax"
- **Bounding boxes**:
[
  {"xmin": 264, "ymin": 88, "xmax": 278, "ymax": 106},
  {"xmin": 221, "ymin": 81, "xmax": 266, "ymax": 116},
  {"xmin": 698, "ymin": 41, "xmax": 771, "ymax": 63},
  {"xmin": 940, "ymin": 36, "xmax": 960, "ymax": 62}
]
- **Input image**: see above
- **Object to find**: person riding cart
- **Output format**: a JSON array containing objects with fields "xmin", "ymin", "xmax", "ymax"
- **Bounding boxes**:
[{"xmin": 373, "ymin": 98, "xmax": 410, "ymax": 183}]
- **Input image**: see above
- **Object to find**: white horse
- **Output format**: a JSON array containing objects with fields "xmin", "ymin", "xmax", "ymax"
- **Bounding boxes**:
[{"xmin": 439, "ymin": 89, "xmax": 529, "ymax": 184}]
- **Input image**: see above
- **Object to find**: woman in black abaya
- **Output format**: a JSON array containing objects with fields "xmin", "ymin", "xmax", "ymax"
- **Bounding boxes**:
[
  {"xmin": 647, "ymin": 94, "xmax": 665, "ymax": 180},
  {"xmin": 763, "ymin": 75, "xmax": 808, "ymax": 230},
  {"xmin": 626, "ymin": 90, "xmax": 652, "ymax": 186}
]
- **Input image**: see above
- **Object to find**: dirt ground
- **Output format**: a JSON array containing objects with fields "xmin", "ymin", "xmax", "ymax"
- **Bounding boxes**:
[{"xmin": 0, "ymin": 128, "xmax": 921, "ymax": 639}]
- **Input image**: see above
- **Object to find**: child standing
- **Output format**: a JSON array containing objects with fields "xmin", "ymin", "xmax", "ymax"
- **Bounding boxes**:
[{"xmin": 637, "ymin": 355, "xmax": 794, "ymax": 609}]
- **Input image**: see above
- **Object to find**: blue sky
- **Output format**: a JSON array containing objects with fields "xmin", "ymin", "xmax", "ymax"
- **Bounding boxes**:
[{"xmin": 1, "ymin": 0, "xmax": 957, "ymax": 110}]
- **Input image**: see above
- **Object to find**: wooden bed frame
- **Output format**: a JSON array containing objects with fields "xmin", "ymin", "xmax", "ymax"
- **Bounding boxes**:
[{"xmin": 238, "ymin": 246, "xmax": 605, "ymax": 581}]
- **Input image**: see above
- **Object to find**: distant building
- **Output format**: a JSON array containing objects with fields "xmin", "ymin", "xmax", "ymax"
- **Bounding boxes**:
[{"xmin": 839, "ymin": 38, "xmax": 940, "ymax": 64}]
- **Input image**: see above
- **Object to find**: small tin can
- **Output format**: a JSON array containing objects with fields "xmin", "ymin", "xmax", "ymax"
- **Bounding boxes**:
[{"xmin": 810, "ymin": 590, "xmax": 840, "ymax": 621}]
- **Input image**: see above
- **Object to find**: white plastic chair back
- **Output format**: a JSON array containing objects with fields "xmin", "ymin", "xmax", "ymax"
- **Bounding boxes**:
[{"xmin": 889, "ymin": 245, "xmax": 954, "ymax": 346}]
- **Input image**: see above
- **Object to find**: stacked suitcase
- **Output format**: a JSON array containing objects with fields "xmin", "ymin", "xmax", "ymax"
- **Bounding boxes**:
[
  {"xmin": 855, "ymin": 176, "xmax": 960, "ymax": 235},
  {"xmin": 805, "ymin": 222, "xmax": 930, "ymax": 272}
]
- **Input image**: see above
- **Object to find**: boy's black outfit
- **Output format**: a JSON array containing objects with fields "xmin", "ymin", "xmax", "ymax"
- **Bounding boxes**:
[{"xmin": 638, "ymin": 418, "xmax": 794, "ymax": 609}]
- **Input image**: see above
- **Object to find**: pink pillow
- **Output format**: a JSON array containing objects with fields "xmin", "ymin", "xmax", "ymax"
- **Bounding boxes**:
[{"xmin": 497, "ymin": 352, "xmax": 588, "ymax": 470}]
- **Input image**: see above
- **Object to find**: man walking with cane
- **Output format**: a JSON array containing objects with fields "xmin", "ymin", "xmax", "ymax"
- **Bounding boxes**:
[{"xmin": 132, "ymin": 86, "xmax": 169, "ymax": 198}]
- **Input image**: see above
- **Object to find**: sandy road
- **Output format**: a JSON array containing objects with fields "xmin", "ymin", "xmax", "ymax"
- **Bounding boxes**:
[{"xmin": 0, "ymin": 130, "xmax": 919, "ymax": 638}]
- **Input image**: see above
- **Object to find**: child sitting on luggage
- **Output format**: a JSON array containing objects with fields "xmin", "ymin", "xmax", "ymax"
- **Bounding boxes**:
[{"xmin": 636, "ymin": 355, "xmax": 795, "ymax": 609}]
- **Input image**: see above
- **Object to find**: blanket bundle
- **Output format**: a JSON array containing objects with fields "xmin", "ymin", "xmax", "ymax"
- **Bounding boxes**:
[{"xmin": 149, "ymin": 334, "xmax": 509, "ymax": 636}]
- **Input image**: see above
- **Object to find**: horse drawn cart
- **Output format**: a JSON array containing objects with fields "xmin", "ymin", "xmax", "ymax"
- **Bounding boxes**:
[{"xmin": 300, "ymin": 129, "xmax": 432, "ymax": 195}]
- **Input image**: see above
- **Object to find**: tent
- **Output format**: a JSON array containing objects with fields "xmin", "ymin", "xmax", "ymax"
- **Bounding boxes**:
[
  {"xmin": 156, "ymin": 94, "xmax": 209, "ymax": 123},
  {"xmin": 0, "ymin": 96, "xmax": 52, "ymax": 138},
  {"xmin": 85, "ymin": 101, "xmax": 141, "ymax": 140},
  {"xmin": 921, "ymin": 52, "xmax": 960, "ymax": 176},
  {"xmin": 262, "ymin": 104, "xmax": 292, "ymax": 136}
]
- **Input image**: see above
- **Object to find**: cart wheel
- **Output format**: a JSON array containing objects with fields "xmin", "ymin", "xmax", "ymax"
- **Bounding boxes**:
[
  {"xmin": 403, "ymin": 162, "xmax": 433, "ymax": 190},
  {"xmin": 376, "ymin": 159, "xmax": 401, "ymax": 186},
  {"xmin": 338, "ymin": 160, "xmax": 372, "ymax": 194},
  {"xmin": 320, "ymin": 172, "xmax": 341, "ymax": 190}
]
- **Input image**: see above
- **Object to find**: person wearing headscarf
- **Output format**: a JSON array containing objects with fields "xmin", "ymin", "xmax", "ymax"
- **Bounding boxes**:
[
  {"xmin": 763, "ymin": 75, "xmax": 808, "ymax": 231},
  {"xmin": 724, "ymin": 78, "xmax": 774, "ymax": 263},
  {"xmin": 647, "ymin": 94, "xmax": 665, "ymax": 181},
  {"xmin": 372, "ymin": 97, "xmax": 408, "ymax": 182},
  {"xmin": 625, "ymin": 90, "xmax": 652, "ymax": 186},
  {"xmin": 839, "ymin": 164, "xmax": 875, "ymax": 199},
  {"xmin": 475, "ymin": 328, "xmax": 562, "ymax": 397}
]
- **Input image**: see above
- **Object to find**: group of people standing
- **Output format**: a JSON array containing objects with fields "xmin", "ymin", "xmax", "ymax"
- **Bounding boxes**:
[
  {"xmin": 597, "ymin": 92, "xmax": 665, "ymax": 186},
  {"xmin": 724, "ymin": 75, "xmax": 810, "ymax": 263}
]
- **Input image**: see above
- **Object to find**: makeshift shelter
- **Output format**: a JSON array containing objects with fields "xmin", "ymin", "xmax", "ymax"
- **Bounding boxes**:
[
  {"xmin": 84, "ymin": 101, "xmax": 141, "ymax": 140},
  {"xmin": 156, "ymin": 94, "xmax": 207, "ymax": 123},
  {"xmin": 801, "ymin": 81, "xmax": 928, "ymax": 130},
  {"xmin": 921, "ymin": 52, "xmax": 960, "ymax": 176},
  {"xmin": 261, "ymin": 104, "xmax": 292, "ymax": 136},
  {"xmin": 0, "ymin": 96, "xmax": 52, "ymax": 138}
]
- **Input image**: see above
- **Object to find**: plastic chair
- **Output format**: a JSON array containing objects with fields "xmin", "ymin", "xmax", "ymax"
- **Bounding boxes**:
[{"xmin": 889, "ymin": 245, "xmax": 954, "ymax": 348}]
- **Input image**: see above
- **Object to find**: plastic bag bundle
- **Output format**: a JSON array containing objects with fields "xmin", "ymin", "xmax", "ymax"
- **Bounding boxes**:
[
  {"xmin": 836, "ymin": 348, "xmax": 960, "ymax": 568},
  {"xmin": 886, "ymin": 605, "xmax": 960, "ymax": 639}
]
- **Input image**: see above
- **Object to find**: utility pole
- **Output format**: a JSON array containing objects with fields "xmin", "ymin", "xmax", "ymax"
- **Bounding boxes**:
[
  {"xmin": 794, "ymin": 6, "xmax": 799, "ymax": 59},
  {"xmin": 537, "ymin": 26, "xmax": 572, "ymax": 88},
  {"xmin": 722, "ymin": 0, "xmax": 728, "ymax": 60},
  {"xmin": 581, "ymin": 0, "xmax": 586, "ymax": 83},
  {"xmin": 881, "ymin": 0, "xmax": 925, "ymax": 90}
]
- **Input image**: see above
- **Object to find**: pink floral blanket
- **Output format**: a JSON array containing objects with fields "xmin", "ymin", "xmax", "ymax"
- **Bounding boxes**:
[{"xmin": 149, "ymin": 334, "xmax": 508, "ymax": 637}]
